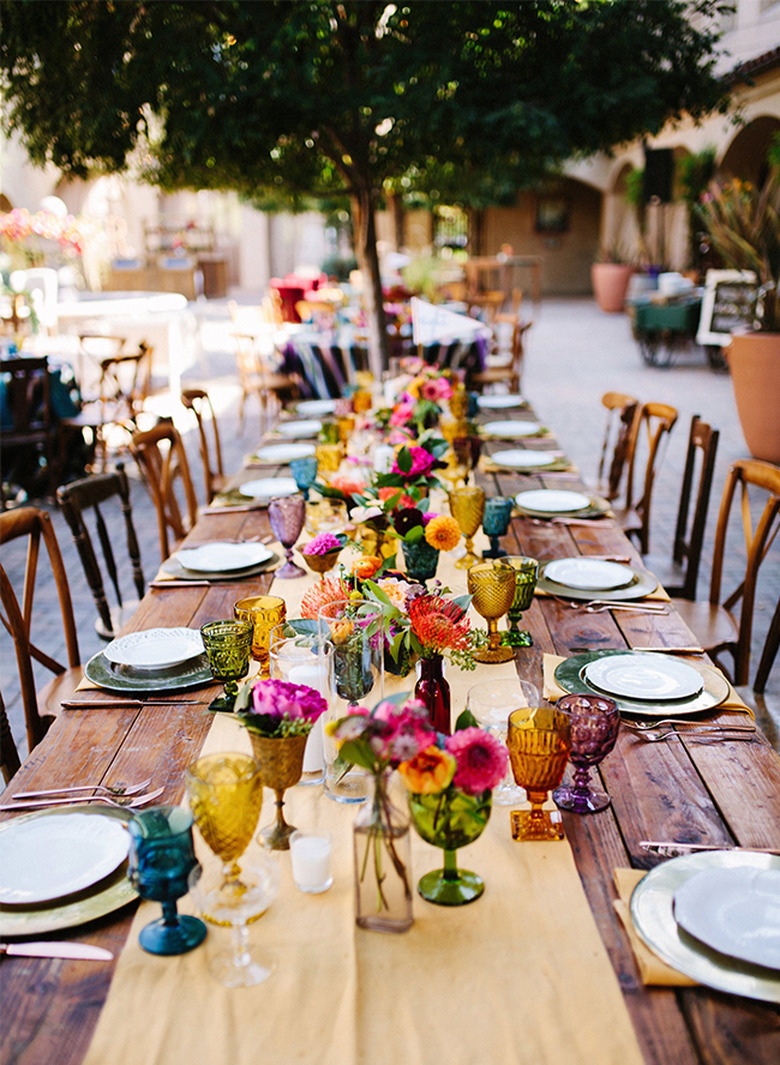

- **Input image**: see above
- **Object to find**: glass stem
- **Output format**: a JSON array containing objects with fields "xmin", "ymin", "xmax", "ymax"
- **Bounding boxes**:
[
  {"xmin": 232, "ymin": 920, "xmax": 251, "ymax": 970},
  {"xmin": 161, "ymin": 900, "xmax": 179, "ymax": 928},
  {"xmin": 443, "ymin": 848, "xmax": 459, "ymax": 882},
  {"xmin": 487, "ymin": 618, "xmax": 501, "ymax": 648}
]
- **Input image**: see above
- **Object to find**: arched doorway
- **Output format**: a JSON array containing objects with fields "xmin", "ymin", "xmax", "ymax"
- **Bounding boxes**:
[{"xmin": 721, "ymin": 116, "xmax": 780, "ymax": 183}]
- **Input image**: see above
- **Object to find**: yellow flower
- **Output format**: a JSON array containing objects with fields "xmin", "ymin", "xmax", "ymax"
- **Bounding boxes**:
[
  {"xmin": 425, "ymin": 514, "xmax": 461, "ymax": 552},
  {"xmin": 398, "ymin": 746, "xmax": 457, "ymax": 794}
]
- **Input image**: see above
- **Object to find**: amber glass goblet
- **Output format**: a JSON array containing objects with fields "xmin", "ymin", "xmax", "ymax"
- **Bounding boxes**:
[
  {"xmin": 449, "ymin": 485, "xmax": 486, "ymax": 569},
  {"xmin": 233, "ymin": 595, "xmax": 286, "ymax": 678},
  {"xmin": 502, "ymin": 556, "xmax": 539, "ymax": 647},
  {"xmin": 467, "ymin": 560, "xmax": 516, "ymax": 663},
  {"xmin": 507, "ymin": 707, "xmax": 572, "ymax": 841}
]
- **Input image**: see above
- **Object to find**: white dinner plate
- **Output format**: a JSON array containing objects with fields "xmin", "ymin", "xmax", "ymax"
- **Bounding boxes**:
[
  {"xmin": 252, "ymin": 442, "xmax": 316, "ymax": 464},
  {"xmin": 482, "ymin": 420, "xmax": 542, "ymax": 438},
  {"xmin": 544, "ymin": 558, "xmax": 636, "ymax": 591},
  {"xmin": 674, "ymin": 867, "xmax": 780, "ymax": 970},
  {"xmin": 175, "ymin": 542, "xmax": 272, "ymax": 574},
  {"xmin": 477, "ymin": 394, "xmax": 525, "ymax": 410},
  {"xmin": 492, "ymin": 449, "xmax": 557, "ymax": 469},
  {"xmin": 515, "ymin": 489, "xmax": 591, "ymax": 514},
  {"xmin": 583, "ymin": 653, "xmax": 704, "ymax": 702},
  {"xmin": 296, "ymin": 398, "xmax": 336, "ymax": 417},
  {"xmin": 104, "ymin": 627, "xmax": 205, "ymax": 671},
  {"xmin": 0, "ymin": 813, "xmax": 129, "ymax": 905},
  {"xmin": 238, "ymin": 477, "xmax": 299, "ymax": 501},
  {"xmin": 276, "ymin": 419, "xmax": 322, "ymax": 438}
]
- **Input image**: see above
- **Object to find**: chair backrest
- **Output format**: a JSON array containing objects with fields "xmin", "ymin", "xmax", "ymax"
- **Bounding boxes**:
[
  {"xmin": 669, "ymin": 415, "xmax": 720, "ymax": 599},
  {"xmin": 626, "ymin": 401, "xmax": 678, "ymax": 553},
  {"xmin": 56, "ymin": 463, "xmax": 145, "ymax": 640},
  {"xmin": 99, "ymin": 342, "xmax": 152, "ymax": 425},
  {"xmin": 597, "ymin": 391, "xmax": 639, "ymax": 501},
  {"xmin": 181, "ymin": 388, "xmax": 224, "ymax": 502},
  {"xmin": 708, "ymin": 458, "xmax": 780, "ymax": 686},
  {"xmin": 0, "ymin": 506, "xmax": 80, "ymax": 750},
  {"xmin": 0, "ymin": 690, "xmax": 21, "ymax": 783},
  {"xmin": 129, "ymin": 421, "xmax": 199, "ymax": 560},
  {"xmin": 0, "ymin": 356, "xmax": 52, "ymax": 440}
]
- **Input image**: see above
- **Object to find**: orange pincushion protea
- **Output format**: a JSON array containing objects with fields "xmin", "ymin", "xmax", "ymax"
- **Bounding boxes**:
[
  {"xmin": 409, "ymin": 596, "xmax": 471, "ymax": 655},
  {"xmin": 300, "ymin": 576, "xmax": 350, "ymax": 619}
]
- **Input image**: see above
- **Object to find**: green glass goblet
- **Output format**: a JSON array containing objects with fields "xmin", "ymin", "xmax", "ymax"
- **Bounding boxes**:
[
  {"xmin": 201, "ymin": 619, "xmax": 253, "ymax": 710},
  {"xmin": 502, "ymin": 556, "xmax": 538, "ymax": 648},
  {"xmin": 409, "ymin": 787, "xmax": 493, "ymax": 905}
]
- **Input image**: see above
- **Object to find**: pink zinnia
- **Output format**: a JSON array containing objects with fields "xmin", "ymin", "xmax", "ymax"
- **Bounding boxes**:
[{"xmin": 445, "ymin": 727, "xmax": 508, "ymax": 795}]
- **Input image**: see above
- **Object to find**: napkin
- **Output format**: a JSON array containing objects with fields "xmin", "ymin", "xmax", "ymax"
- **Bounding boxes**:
[
  {"xmin": 612, "ymin": 869, "xmax": 697, "ymax": 987},
  {"xmin": 541, "ymin": 653, "xmax": 755, "ymax": 719}
]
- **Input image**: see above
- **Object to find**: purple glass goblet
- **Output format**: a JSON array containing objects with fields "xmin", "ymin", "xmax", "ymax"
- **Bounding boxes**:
[
  {"xmin": 268, "ymin": 494, "xmax": 306, "ymax": 579},
  {"xmin": 552, "ymin": 694, "xmax": 620, "ymax": 814}
]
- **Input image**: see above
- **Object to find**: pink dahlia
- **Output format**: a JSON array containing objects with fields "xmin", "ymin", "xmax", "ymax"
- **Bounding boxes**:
[
  {"xmin": 392, "ymin": 445, "xmax": 435, "ymax": 479},
  {"xmin": 302, "ymin": 532, "xmax": 342, "ymax": 555},
  {"xmin": 251, "ymin": 678, "xmax": 327, "ymax": 723},
  {"xmin": 445, "ymin": 727, "xmax": 508, "ymax": 795}
]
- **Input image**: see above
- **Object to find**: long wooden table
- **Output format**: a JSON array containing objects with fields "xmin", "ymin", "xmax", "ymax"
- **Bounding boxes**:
[{"xmin": 2, "ymin": 406, "xmax": 780, "ymax": 1065}]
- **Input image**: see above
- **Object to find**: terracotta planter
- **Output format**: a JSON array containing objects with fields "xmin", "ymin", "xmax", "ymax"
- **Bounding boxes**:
[
  {"xmin": 726, "ymin": 332, "xmax": 780, "ymax": 464},
  {"xmin": 591, "ymin": 263, "xmax": 635, "ymax": 313}
]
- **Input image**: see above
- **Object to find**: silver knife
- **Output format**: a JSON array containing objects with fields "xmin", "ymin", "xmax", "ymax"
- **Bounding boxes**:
[
  {"xmin": 0, "ymin": 941, "xmax": 113, "ymax": 961},
  {"xmin": 639, "ymin": 840, "xmax": 780, "ymax": 858}
]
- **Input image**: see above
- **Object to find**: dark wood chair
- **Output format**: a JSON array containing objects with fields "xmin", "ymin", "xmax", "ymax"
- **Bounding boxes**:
[
  {"xmin": 129, "ymin": 421, "xmax": 199, "ymax": 560},
  {"xmin": 0, "ymin": 506, "xmax": 81, "ymax": 751},
  {"xmin": 641, "ymin": 415, "xmax": 720, "ymax": 599},
  {"xmin": 675, "ymin": 459, "xmax": 780, "ymax": 687},
  {"xmin": 0, "ymin": 355, "xmax": 59, "ymax": 507},
  {"xmin": 56, "ymin": 463, "xmax": 145, "ymax": 640},
  {"xmin": 596, "ymin": 391, "xmax": 640, "ymax": 502},
  {"xmin": 469, "ymin": 314, "xmax": 532, "ymax": 394},
  {"xmin": 613, "ymin": 401, "xmax": 678, "ymax": 554},
  {"xmin": 0, "ymin": 691, "xmax": 21, "ymax": 783},
  {"xmin": 754, "ymin": 596, "xmax": 780, "ymax": 696},
  {"xmin": 181, "ymin": 388, "xmax": 226, "ymax": 501}
]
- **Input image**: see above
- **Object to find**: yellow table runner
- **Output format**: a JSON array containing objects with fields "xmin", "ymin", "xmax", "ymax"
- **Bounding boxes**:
[{"xmin": 83, "ymin": 529, "xmax": 646, "ymax": 1065}]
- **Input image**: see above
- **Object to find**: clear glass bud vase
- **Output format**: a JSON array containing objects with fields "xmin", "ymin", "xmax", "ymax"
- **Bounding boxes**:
[{"xmin": 353, "ymin": 771, "xmax": 413, "ymax": 933}]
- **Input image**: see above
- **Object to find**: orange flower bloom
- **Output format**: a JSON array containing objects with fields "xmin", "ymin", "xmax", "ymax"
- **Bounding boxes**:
[
  {"xmin": 409, "ymin": 596, "xmax": 471, "ymax": 654},
  {"xmin": 300, "ymin": 576, "xmax": 349, "ymax": 619},
  {"xmin": 352, "ymin": 555, "xmax": 383, "ymax": 580},
  {"xmin": 398, "ymin": 746, "xmax": 456, "ymax": 794},
  {"xmin": 424, "ymin": 515, "xmax": 461, "ymax": 552}
]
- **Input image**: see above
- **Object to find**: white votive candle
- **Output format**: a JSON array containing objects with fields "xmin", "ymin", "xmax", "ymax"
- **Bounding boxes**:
[
  {"xmin": 373, "ymin": 444, "xmax": 395, "ymax": 474},
  {"xmin": 290, "ymin": 831, "xmax": 333, "ymax": 894}
]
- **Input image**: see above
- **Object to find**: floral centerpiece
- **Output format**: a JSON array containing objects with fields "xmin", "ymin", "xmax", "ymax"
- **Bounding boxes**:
[
  {"xmin": 299, "ymin": 530, "xmax": 348, "ymax": 579},
  {"xmin": 398, "ymin": 708, "xmax": 508, "ymax": 905},
  {"xmin": 329, "ymin": 696, "xmax": 437, "ymax": 932},
  {"xmin": 386, "ymin": 361, "xmax": 455, "ymax": 434},
  {"xmin": 233, "ymin": 678, "xmax": 328, "ymax": 849}
]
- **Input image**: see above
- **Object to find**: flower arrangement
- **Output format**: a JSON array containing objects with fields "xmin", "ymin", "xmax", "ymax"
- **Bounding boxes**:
[
  {"xmin": 397, "ymin": 713, "xmax": 508, "ymax": 799},
  {"xmin": 695, "ymin": 140, "xmax": 780, "ymax": 331},
  {"xmin": 233, "ymin": 678, "xmax": 327, "ymax": 738},
  {"xmin": 387, "ymin": 362, "xmax": 454, "ymax": 434},
  {"xmin": 300, "ymin": 531, "xmax": 347, "ymax": 556},
  {"xmin": 373, "ymin": 435, "xmax": 448, "ymax": 497}
]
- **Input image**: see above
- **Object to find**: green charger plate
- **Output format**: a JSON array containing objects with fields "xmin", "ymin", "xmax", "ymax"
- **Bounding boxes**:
[{"xmin": 84, "ymin": 650, "xmax": 213, "ymax": 693}]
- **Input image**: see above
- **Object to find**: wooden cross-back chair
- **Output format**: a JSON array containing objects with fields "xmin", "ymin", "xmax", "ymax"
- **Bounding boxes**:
[
  {"xmin": 675, "ymin": 458, "xmax": 780, "ymax": 689},
  {"xmin": 57, "ymin": 463, "xmax": 145, "ymax": 640},
  {"xmin": 231, "ymin": 331, "xmax": 300, "ymax": 434},
  {"xmin": 181, "ymin": 388, "xmax": 226, "ymax": 502},
  {"xmin": 597, "ymin": 391, "xmax": 640, "ymax": 502},
  {"xmin": 0, "ymin": 355, "xmax": 59, "ymax": 508},
  {"xmin": 129, "ymin": 421, "xmax": 199, "ymax": 561},
  {"xmin": 609, "ymin": 401, "xmax": 678, "ymax": 554},
  {"xmin": 0, "ymin": 691, "xmax": 21, "ymax": 783},
  {"xmin": 469, "ymin": 314, "xmax": 532, "ymax": 394},
  {"xmin": 0, "ymin": 506, "xmax": 81, "ymax": 751},
  {"xmin": 642, "ymin": 415, "xmax": 720, "ymax": 599}
]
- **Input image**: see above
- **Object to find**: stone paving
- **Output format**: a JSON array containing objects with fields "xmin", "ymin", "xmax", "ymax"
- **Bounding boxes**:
[{"xmin": 1, "ymin": 295, "xmax": 777, "ymax": 762}]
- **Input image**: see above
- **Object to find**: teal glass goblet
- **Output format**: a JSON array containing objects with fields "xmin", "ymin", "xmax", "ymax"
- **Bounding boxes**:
[
  {"xmin": 290, "ymin": 456, "xmax": 319, "ymax": 502},
  {"xmin": 482, "ymin": 497, "xmax": 514, "ymax": 558},
  {"xmin": 127, "ymin": 806, "xmax": 207, "ymax": 956},
  {"xmin": 502, "ymin": 556, "xmax": 538, "ymax": 647}
]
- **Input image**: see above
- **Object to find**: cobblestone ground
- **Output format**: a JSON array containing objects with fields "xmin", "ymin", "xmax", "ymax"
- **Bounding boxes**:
[{"xmin": 1, "ymin": 296, "xmax": 777, "ymax": 761}]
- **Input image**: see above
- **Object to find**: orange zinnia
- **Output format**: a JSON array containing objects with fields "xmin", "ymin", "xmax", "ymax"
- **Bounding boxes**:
[
  {"xmin": 424, "ymin": 515, "xmax": 461, "ymax": 552},
  {"xmin": 398, "ymin": 746, "xmax": 456, "ymax": 794},
  {"xmin": 351, "ymin": 555, "xmax": 383, "ymax": 580}
]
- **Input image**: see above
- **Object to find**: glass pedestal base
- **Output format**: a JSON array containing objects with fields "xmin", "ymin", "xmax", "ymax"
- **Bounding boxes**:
[
  {"xmin": 553, "ymin": 784, "xmax": 611, "ymax": 814},
  {"xmin": 138, "ymin": 914, "xmax": 207, "ymax": 956},
  {"xmin": 417, "ymin": 867, "xmax": 484, "ymax": 906},
  {"xmin": 510, "ymin": 808, "xmax": 565, "ymax": 841},
  {"xmin": 502, "ymin": 628, "xmax": 532, "ymax": 647}
]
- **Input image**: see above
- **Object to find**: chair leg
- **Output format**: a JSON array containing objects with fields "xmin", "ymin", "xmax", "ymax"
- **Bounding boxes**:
[{"xmin": 754, "ymin": 598, "xmax": 780, "ymax": 695}]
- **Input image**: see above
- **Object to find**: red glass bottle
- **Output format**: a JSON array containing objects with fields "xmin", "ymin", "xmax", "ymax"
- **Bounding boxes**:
[{"xmin": 414, "ymin": 655, "xmax": 451, "ymax": 734}]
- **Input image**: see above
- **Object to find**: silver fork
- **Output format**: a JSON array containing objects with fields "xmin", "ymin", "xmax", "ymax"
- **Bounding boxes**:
[
  {"xmin": 13, "ymin": 777, "xmax": 153, "ymax": 800},
  {"xmin": 628, "ymin": 728, "xmax": 756, "ymax": 743},
  {"xmin": 0, "ymin": 786, "xmax": 164, "ymax": 812},
  {"xmin": 624, "ymin": 719, "xmax": 755, "ymax": 732}
]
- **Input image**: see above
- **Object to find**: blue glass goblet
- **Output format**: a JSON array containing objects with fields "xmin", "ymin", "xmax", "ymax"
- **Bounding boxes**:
[
  {"xmin": 127, "ymin": 806, "xmax": 207, "ymax": 956},
  {"xmin": 482, "ymin": 497, "xmax": 514, "ymax": 558},
  {"xmin": 290, "ymin": 456, "xmax": 319, "ymax": 502}
]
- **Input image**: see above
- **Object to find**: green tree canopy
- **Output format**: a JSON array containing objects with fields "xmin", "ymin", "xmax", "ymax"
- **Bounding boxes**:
[{"xmin": 0, "ymin": 0, "xmax": 732, "ymax": 370}]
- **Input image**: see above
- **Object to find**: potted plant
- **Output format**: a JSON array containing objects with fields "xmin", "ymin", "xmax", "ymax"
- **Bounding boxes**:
[
  {"xmin": 696, "ymin": 139, "xmax": 780, "ymax": 463},
  {"xmin": 591, "ymin": 243, "xmax": 636, "ymax": 313}
]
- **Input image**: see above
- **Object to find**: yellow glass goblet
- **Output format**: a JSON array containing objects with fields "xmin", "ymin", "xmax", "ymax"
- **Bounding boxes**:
[
  {"xmin": 449, "ymin": 485, "xmax": 486, "ymax": 569},
  {"xmin": 506, "ymin": 707, "xmax": 572, "ymax": 842},
  {"xmin": 185, "ymin": 753, "xmax": 264, "ymax": 903},
  {"xmin": 467, "ymin": 560, "xmax": 516, "ymax": 663}
]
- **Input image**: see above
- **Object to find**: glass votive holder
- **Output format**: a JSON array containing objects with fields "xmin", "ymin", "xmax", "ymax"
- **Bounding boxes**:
[
  {"xmin": 289, "ymin": 830, "xmax": 333, "ymax": 894},
  {"xmin": 315, "ymin": 442, "xmax": 344, "ymax": 475},
  {"xmin": 233, "ymin": 595, "xmax": 287, "ymax": 677}
]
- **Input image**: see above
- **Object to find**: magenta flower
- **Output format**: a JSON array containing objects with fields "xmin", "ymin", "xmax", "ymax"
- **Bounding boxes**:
[
  {"xmin": 251, "ymin": 678, "xmax": 327, "ymax": 723},
  {"xmin": 302, "ymin": 532, "xmax": 342, "ymax": 556},
  {"xmin": 445, "ymin": 727, "xmax": 508, "ymax": 795},
  {"xmin": 392, "ymin": 445, "xmax": 435, "ymax": 479},
  {"xmin": 389, "ymin": 400, "xmax": 415, "ymax": 427}
]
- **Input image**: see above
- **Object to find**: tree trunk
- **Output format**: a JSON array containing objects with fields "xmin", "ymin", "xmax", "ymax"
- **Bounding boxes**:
[{"xmin": 350, "ymin": 187, "xmax": 389, "ymax": 381}]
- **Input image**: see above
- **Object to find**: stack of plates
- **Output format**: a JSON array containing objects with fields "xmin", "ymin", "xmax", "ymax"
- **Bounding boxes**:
[
  {"xmin": 538, "ymin": 559, "xmax": 657, "ymax": 602},
  {"xmin": 515, "ymin": 489, "xmax": 592, "ymax": 515},
  {"xmin": 492, "ymin": 449, "xmax": 558, "ymax": 470},
  {"xmin": 276, "ymin": 419, "xmax": 322, "ymax": 438},
  {"xmin": 162, "ymin": 540, "xmax": 278, "ymax": 583},
  {"xmin": 84, "ymin": 627, "xmax": 212, "ymax": 692},
  {"xmin": 631, "ymin": 851, "xmax": 780, "ymax": 1002},
  {"xmin": 477, "ymin": 393, "xmax": 525, "ymax": 410},
  {"xmin": 296, "ymin": 398, "xmax": 336, "ymax": 417},
  {"xmin": 0, "ymin": 807, "xmax": 137, "ymax": 936},
  {"xmin": 251, "ymin": 442, "xmax": 316, "ymax": 465},
  {"xmin": 482, "ymin": 420, "xmax": 542, "ymax": 439},
  {"xmin": 237, "ymin": 477, "xmax": 299, "ymax": 502}
]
